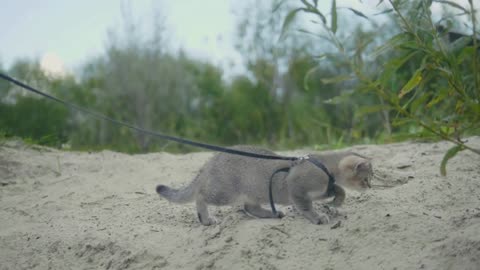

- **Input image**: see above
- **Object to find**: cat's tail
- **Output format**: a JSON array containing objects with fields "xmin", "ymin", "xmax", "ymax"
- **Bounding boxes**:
[{"xmin": 156, "ymin": 179, "xmax": 197, "ymax": 204}]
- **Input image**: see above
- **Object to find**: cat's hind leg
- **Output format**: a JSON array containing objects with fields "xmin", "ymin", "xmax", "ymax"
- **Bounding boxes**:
[{"xmin": 196, "ymin": 196, "xmax": 216, "ymax": 226}]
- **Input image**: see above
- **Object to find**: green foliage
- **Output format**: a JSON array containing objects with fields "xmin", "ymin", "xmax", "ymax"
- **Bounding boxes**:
[
  {"xmin": 440, "ymin": 145, "xmax": 465, "ymax": 176},
  {"xmin": 0, "ymin": 96, "xmax": 69, "ymax": 147},
  {"xmin": 0, "ymin": 60, "xmax": 73, "ymax": 147},
  {"xmin": 285, "ymin": 0, "xmax": 480, "ymax": 174}
]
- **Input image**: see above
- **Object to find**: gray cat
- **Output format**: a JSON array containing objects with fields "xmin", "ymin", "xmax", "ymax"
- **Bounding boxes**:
[{"xmin": 156, "ymin": 145, "xmax": 372, "ymax": 225}]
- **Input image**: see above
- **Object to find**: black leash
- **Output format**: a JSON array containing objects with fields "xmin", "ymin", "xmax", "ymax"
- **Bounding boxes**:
[{"xmin": 0, "ymin": 72, "xmax": 337, "ymax": 216}]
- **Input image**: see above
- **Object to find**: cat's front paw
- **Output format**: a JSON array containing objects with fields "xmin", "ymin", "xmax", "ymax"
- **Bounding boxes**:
[
  {"xmin": 275, "ymin": 210, "xmax": 285, "ymax": 219},
  {"xmin": 200, "ymin": 216, "xmax": 217, "ymax": 226},
  {"xmin": 312, "ymin": 214, "xmax": 330, "ymax": 225}
]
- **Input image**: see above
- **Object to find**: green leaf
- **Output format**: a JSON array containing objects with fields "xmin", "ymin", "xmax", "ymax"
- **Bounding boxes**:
[
  {"xmin": 356, "ymin": 105, "xmax": 391, "ymax": 117},
  {"xmin": 398, "ymin": 68, "xmax": 423, "ymax": 98},
  {"xmin": 426, "ymin": 88, "xmax": 449, "ymax": 108},
  {"xmin": 371, "ymin": 33, "xmax": 409, "ymax": 58},
  {"xmin": 331, "ymin": 0, "xmax": 337, "ymax": 34},
  {"xmin": 435, "ymin": 66, "xmax": 453, "ymax": 76},
  {"xmin": 410, "ymin": 92, "xmax": 431, "ymax": 113},
  {"xmin": 300, "ymin": 0, "xmax": 312, "ymax": 8},
  {"xmin": 320, "ymin": 75, "xmax": 353, "ymax": 84},
  {"xmin": 376, "ymin": 0, "xmax": 385, "ymax": 6},
  {"xmin": 279, "ymin": 8, "xmax": 306, "ymax": 41},
  {"xmin": 301, "ymin": 0, "xmax": 327, "ymax": 24},
  {"xmin": 399, "ymin": 41, "xmax": 421, "ymax": 50},
  {"xmin": 440, "ymin": 145, "xmax": 464, "ymax": 176},
  {"xmin": 347, "ymin": 8, "xmax": 369, "ymax": 20},
  {"xmin": 392, "ymin": 118, "xmax": 414, "ymax": 127},
  {"xmin": 310, "ymin": 8, "xmax": 327, "ymax": 24},
  {"xmin": 433, "ymin": 0, "xmax": 469, "ymax": 13},
  {"xmin": 323, "ymin": 91, "xmax": 354, "ymax": 104},
  {"xmin": 379, "ymin": 51, "xmax": 419, "ymax": 88},
  {"xmin": 297, "ymin": 28, "xmax": 317, "ymax": 35},
  {"xmin": 385, "ymin": 51, "xmax": 419, "ymax": 71},
  {"xmin": 300, "ymin": 0, "xmax": 326, "ymax": 24}
]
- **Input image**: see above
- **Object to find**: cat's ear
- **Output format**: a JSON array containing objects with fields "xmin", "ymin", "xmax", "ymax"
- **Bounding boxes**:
[{"xmin": 355, "ymin": 160, "xmax": 371, "ymax": 173}]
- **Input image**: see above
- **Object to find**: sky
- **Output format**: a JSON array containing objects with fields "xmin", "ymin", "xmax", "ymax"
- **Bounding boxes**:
[
  {"xmin": 0, "ymin": 0, "xmax": 241, "ymax": 76},
  {"xmin": 0, "ymin": 0, "xmax": 474, "ymax": 78}
]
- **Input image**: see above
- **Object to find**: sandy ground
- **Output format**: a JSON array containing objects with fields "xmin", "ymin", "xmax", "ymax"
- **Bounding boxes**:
[{"xmin": 0, "ymin": 137, "xmax": 479, "ymax": 270}]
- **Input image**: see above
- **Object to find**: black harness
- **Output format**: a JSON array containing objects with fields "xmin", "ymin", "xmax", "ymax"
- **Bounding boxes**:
[{"xmin": 268, "ymin": 155, "xmax": 336, "ymax": 217}]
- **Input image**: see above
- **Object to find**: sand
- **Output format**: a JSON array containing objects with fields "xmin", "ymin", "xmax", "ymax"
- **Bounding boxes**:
[{"xmin": 1, "ymin": 137, "xmax": 479, "ymax": 270}]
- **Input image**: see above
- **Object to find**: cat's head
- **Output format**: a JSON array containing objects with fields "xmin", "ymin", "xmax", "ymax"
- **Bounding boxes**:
[{"xmin": 337, "ymin": 155, "xmax": 373, "ymax": 191}]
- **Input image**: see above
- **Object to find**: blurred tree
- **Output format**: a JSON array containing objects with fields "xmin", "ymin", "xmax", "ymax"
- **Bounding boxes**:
[
  {"xmin": 0, "ymin": 59, "xmax": 70, "ymax": 146},
  {"xmin": 75, "ymin": 8, "xmax": 200, "ymax": 152}
]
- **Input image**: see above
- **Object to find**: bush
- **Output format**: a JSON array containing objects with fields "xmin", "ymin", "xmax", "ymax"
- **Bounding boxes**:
[{"xmin": 282, "ymin": 0, "xmax": 480, "ymax": 174}]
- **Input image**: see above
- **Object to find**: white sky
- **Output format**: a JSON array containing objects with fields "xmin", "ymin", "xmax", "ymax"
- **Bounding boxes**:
[
  {"xmin": 0, "ymin": 0, "xmax": 474, "ymax": 77},
  {"xmin": 0, "ymin": 0, "xmax": 240, "ymax": 74}
]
